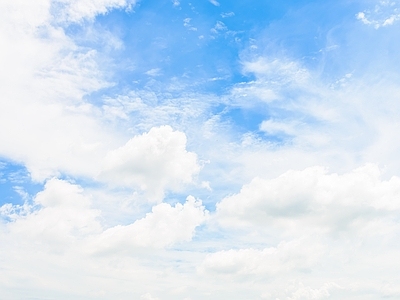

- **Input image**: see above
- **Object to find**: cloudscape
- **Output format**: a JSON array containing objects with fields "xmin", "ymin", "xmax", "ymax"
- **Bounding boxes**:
[{"xmin": 1, "ymin": 0, "xmax": 400, "ymax": 299}]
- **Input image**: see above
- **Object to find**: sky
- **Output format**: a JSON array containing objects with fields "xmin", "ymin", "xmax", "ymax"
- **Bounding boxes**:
[{"xmin": 1, "ymin": 0, "xmax": 400, "ymax": 299}]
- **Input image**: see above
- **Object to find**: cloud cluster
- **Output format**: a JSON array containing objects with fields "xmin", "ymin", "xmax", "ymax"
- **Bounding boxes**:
[
  {"xmin": 0, "ymin": 0, "xmax": 131, "ymax": 181},
  {"xmin": 217, "ymin": 164, "xmax": 400, "ymax": 232},
  {"xmin": 3, "ymin": 179, "xmax": 101, "ymax": 253},
  {"xmin": 2, "ymin": 180, "xmax": 207, "ymax": 254},
  {"xmin": 92, "ymin": 195, "xmax": 208, "ymax": 250},
  {"xmin": 357, "ymin": 0, "xmax": 400, "ymax": 28},
  {"xmin": 101, "ymin": 126, "xmax": 201, "ymax": 202},
  {"xmin": 205, "ymin": 164, "xmax": 400, "ymax": 298}
]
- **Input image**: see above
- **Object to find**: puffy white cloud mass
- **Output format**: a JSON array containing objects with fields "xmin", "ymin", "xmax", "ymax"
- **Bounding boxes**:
[
  {"xmin": 206, "ymin": 164, "xmax": 400, "ymax": 299},
  {"xmin": 6, "ymin": 179, "xmax": 102, "ymax": 248},
  {"xmin": 0, "ymin": 0, "xmax": 130, "ymax": 181},
  {"xmin": 91, "ymin": 195, "xmax": 208, "ymax": 250},
  {"xmin": 101, "ymin": 126, "xmax": 201, "ymax": 202},
  {"xmin": 201, "ymin": 238, "xmax": 324, "ymax": 276},
  {"xmin": 217, "ymin": 164, "xmax": 400, "ymax": 231},
  {"xmin": 0, "ymin": 181, "xmax": 209, "ymax": 299}
]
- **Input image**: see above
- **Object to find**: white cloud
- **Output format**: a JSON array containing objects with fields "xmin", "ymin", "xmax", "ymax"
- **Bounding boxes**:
[
  {"xmin": 100, "ymin": 126, "xmax": 201, "ymax": 202},
  {"xmin": 231, "ymin": 49, "xmax": 400, "ymax": 181},
  {"xmin": 54, "ymin": 0, "xmax": 137, "ymax": 23},
  {"xmin": 145, "ymin": 68, "xmax": 162, "ymax": 77},
  {"xmin": 91, "ymin": 196, "xmax": 208, "ymax": 250},
  {"xmin": 0, "ymin": 180, "xmax": 208, "ymax": 297},
  {"xmin": 260, "ymin": 282, "xmax": 341, "ymax": 300},
  {"xmin": 356, "ymin": 1, "xmax": 400, "ymax": 28},
  {"xmin": 199, "ymin": 165, "xmax": 400, "ymax": 298},
  {"xmin": 356, "ymin": 12, "xmax": 372, "ymax": 25},
  {"xmin": 230, "ymin": 81, "xmax": 278, "ymax": 103},
  {"xmin": 0, "ymin": 0, "xmax": 128, "ymax": 181},
  {"xmin": 141, "ymin": 293, "xmax": 159, "ymax": 300},
  {"xmin": 201, "ymin": 238, "xmax": 324, "ymax": 276},
  {"xmin": 211, "ymin": 21, "xmax": 227, "ymax": 34},
  {"xmin": 209, "ymin": 0, "xmax": 220, "ymax": 7},
  {"xmin": 7, "ymin": 179, "xmax": 101, "ymax": 249},
  {"xmin": 286, "ymin": 283, "xmax": 340, "ymax": 300},
  {"xmin": 227, "ymin": 57, "xmax": 312, "ymax": 107},
  {"xmin": 242, "ymin": 57, "xmax": 310, "ymax": 83},
  {"xmin": 221, "ymin": 12, "xmax": 235, "ymax": 18},
  {"xmin": 183, "ymin": 18, "xmax": 197, "ymax": 31},
  {"xmin": 217, "ymin": 164, "xmax": 400, "ymax": 232},
  {"xmin": 259, "ymin": 119, "xmax": 301, "ymax": 136}
]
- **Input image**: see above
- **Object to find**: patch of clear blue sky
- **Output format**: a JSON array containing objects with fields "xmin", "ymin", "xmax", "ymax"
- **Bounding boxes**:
[
  {"xmin": 69, "ymin": 0, "xmax": 371, "ymax": 137},
  {"xmin": 0, "ymin": 159, "xmax": 43, "ymax": 206},
  {"xmin": 69, "ymin": 0, "xmax": 361, "ymax": 92}
]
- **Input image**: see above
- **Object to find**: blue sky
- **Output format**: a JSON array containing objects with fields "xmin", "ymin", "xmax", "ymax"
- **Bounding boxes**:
[{"xmin": 2, "ymin": 0, "xmax": 400, "ymax": 299}]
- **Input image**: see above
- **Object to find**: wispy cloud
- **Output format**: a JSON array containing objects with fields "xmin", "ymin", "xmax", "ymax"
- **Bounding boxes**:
[
  {"xmin": 209, "ymin": 0, "xmax": 220, "ymax": 7},
  {"xmin": 221, "ymin": 12, "xmax": 235, "ymax": 18},
  {"xmin": 356, "ymin": 0, "xmax": 400, "ymax": 28}
]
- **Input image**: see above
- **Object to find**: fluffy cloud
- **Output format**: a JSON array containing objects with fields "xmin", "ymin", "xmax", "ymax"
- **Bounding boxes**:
[
  {"xmin": 216, "ymin": 164, "xmax": 400, "ymax": 233},
  {"xmin": 0, "ymin": 0, "xmax": 127, "ymax": 181},
  {"xmin": 5, "ymin": 179, "xmax": 101, "ymax": 250},
  {"xmin": 140, "ymin": 293, "xmax": 159, "ymax": 300},
  {"xmin": 0, "ymin": 181, "xmax": 208, "ymax": 298},
  {"xmin": 101, "ymin": 126, "xmax": 201, "ymax": 202},
  {"xmin": 199, "ymin": 165, "xmax": 400, "ymax": 298},
  {"xmin": 91, "ymin": 195, "xmax": 208, "ymax": 251},
  {"xmin": 53, "ymin": 0, "xmax": 137, "ymax": 23},
  {"xmin": 200, "ymin": 238, "xmax": 324, "ymax": 276}
]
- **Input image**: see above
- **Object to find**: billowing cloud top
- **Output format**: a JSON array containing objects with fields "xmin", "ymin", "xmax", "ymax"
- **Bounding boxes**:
[{"xmin": 101, "ymin": 125, "xmax": 200, "ymax": 202}]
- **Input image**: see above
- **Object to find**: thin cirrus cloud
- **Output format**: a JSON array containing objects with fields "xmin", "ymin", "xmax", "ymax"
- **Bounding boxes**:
[{"xmin": 1, "ymin": 0, "xmax": 400, "ymax": 299}]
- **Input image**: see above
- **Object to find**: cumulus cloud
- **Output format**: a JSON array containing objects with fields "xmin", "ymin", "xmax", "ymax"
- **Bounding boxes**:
[
  {"xmin": 91, "ymin": 196, "xmax": 208, "ymax": 250},
  {"xmin": 201, "ymin": 238, "xmax": 324, "ymax": 276},
  {"xmin": 141, "ymin": 293, "xmax": 159, "ymax": 300},
  {"xmin": 0, "ymin": 0, "xmax": 127, "ymax": 181},
  {"xmin": 216, "ymin": 164, "xmax": 400, "ymax": 233},
  {"xmin": 199, "ymin": 165, "xmax": 400, "ymax": 298},
  {"xmin": 284, "ymin": 283, "xmax": 340, "ymax": 300},
  {"xmin": 0, "ymin": 182, "xmax": 208, "ymax": 296},
  {"xmin": 101, "ymin": 126, "xmax": 201, "ymax": 202},
  {"xmin": 6, "ymin": 179, "xmax": 101, "ymax": 249}
]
